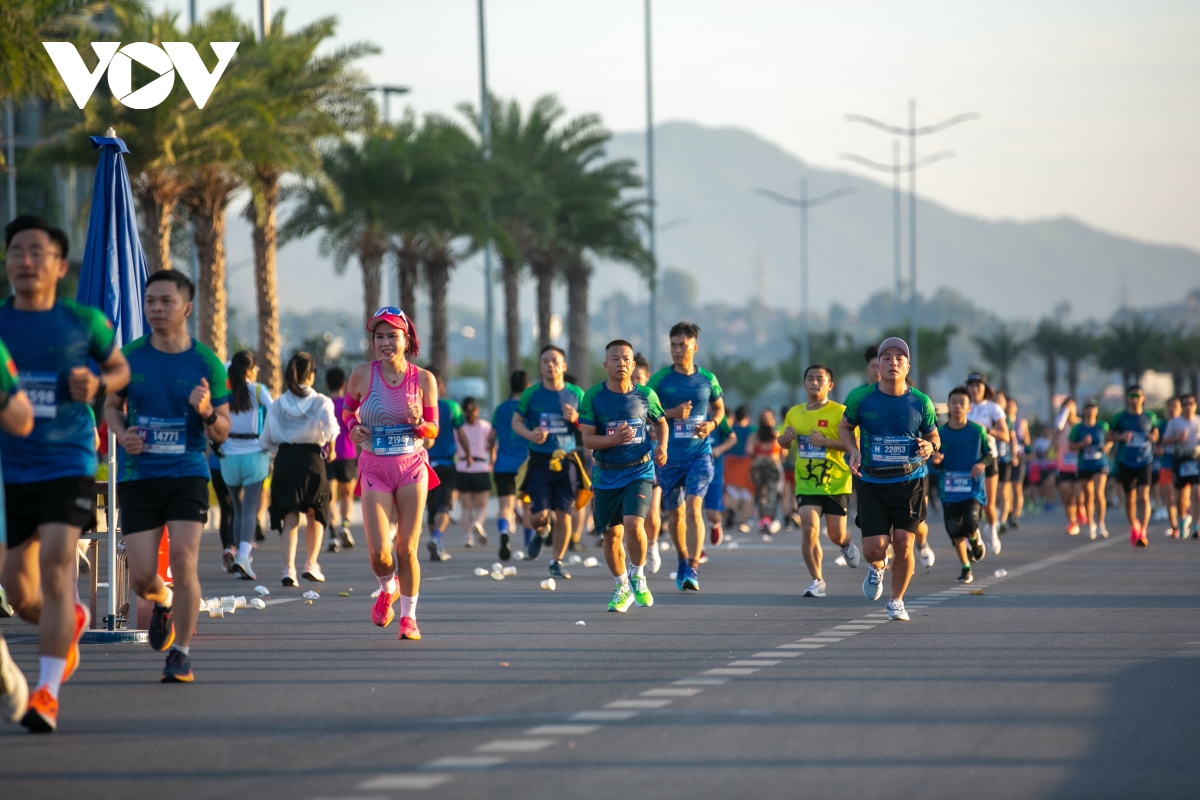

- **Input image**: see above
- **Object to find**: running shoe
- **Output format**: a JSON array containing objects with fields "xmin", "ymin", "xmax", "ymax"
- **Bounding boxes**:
[
  {"xmin": 1077, "ymin": 507, "xmax": 1087, "ymax": 525},
  {"xmin": 607, "ymin": 583, "xmax": 634, "ymax": 612},
  {"xmin": 997, "ymin": 521, "xmax": 1008, "ymax": 535},
  {"xmin": 957, "ymin": 567, "xmax": 973, "ymax": 584},
  {"xmin": 710, "ymin": 523, "xmax": 724, "ymax": 546},
  {"xmin": 372, "ymin": 584, "xmax": 397, "ymax": 628},
  {"xmin": 698, "ymin": 550, "xmax": 709, "ymax": 564},
  {"xmin": 62, "ymin": 601, "xmax": 89, "ymax": 683},
  {"xmin": 19, "ymin": 686, "xmax": 56, "ymax": 733},
  {"xmin": 548, "ymin": 560, "xmax": 571, "ymax": 580},
  {"xmin": 1066, "ymin": 523, "xmax": 1080, "ymax": 536},
  {"xmin": 632, "ymin": 574, "xmax": 654, "ymax": 607},
  {"xmin": 919, "ymin": 543, "xmax": 936, "ymax": 568},
  {"xmin": 1009, "ymin": 516, "xmax": 1021, "ymax": 530},
  {"xmin": 426, "ymin": 538, "xmax": 450, "ymax": 562},
  {"xmin": 1182, "ymin": 516, "xmax": 1193, "ymax": 538},
  {"xmin": 886, "ymin": 599, "xmax": 910, "ymax": 621},
  {"xmin": 682, "ymin": 564, "xmax": 700, "ymax": 592},
  {"xmin": 301, "ymin": 564, "xmax": 325, "ymax": 583},
  {"xmin": 1088, "ymin": 523, "xmax": 1098, "ymax": 540},
  {"xmin": 968, "ymin": 535, "xmax": 986, "ymax": 563},
  {"xmin": 648, "ymin": 542, "xmax": 662, "ymax": 574},
  {"xmin": 281, "ymin": 566, "xmax": 299, "ymax": 586},
  {"xmin": 738, "ymin": 522, "xmax": 752, "ymax": 533},
  {"xmin": 803, "ymin": 579, "xmax": 826, "ymax": 598},
  {"xmin": 1099, "ymin": 524, "xmax": 1109, "ymax": 539},
  {"xmin": 1, "ymin": 637, "xmax": 29, "ymax": 724},
  {"xmin": 1129, "ymin": 525, "xmax": 1141, "ymax": 547},
  {"xmin": 398, "ymin": 616, "xmax": 421, "ymax": 640},
  {"xmin": 462, "ymin": 533, "xmax": 474, "ymax": 548},
  {"xmin": 148, "ymin": 603, "xmax": 175, "ymax": 652},
  {"xmin": 990, "ymin": 530, "xmax": 1002, "ymax": 555},
  {"xmin": 863, "ymin": 565, "xmax": 885, "ymax": 601},
  {"xmin": 161, "ymin": 649, "xmax": 194, "ymax": 683},
  {"xmin": 233, "ymin": 552, "xmax": 256, "ymax": 581},
  {"xmin": 841, "ymin": 543, "xmax": 861, "ymax": 568},
  {"xmin": 525, "ymin": 532, "xmax": 544, "ymax": 561},
  {"xmin": 1135, "ymin": 533, "xmax": 1149, "ymax": 548},
  {"xmin": 326, "ymin": 536, "xmax": 340, "ymax": 553},
  {"xmin": 498, "ymin": 532, "xmax": 512, "ymax": 561},
  {"xmin": 222, "ymin": 547, "xmax": 236, "ymax": 572},
  {"xmin": 340, "ymin": 523, "xmax": 355, "ymax": 549},
  {"xmin": 768, "ymin": 519, "xmax": 782, "ymax": 534},
  {"xmin": 675, "ymin": 559, "xmax": 686, "ymax": 591},
  {"xmin": 474, "ymin": 525, "xmax": 488, "ymax": 545},
  {"xmin": 0, "ymin": 584, "xmax": 13, "ymax": 617}
]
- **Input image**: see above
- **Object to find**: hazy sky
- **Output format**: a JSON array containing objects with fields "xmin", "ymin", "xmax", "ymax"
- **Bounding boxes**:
[{"xmin": 153, "ymin": 0, "xmax": 1199, "ymax": 253}]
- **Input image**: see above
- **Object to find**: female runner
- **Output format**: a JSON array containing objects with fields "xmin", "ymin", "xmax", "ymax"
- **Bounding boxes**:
[{"xmin": 341, "ymin": 308, "xmax": 438, "ymax": 641}]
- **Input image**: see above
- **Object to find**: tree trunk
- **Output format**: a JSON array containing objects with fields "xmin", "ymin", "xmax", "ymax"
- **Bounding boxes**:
[
  {"xmin": 564, "ymin": 257, "xmax": 592, "ymax": 386},
  {"xmin": 248, "ymin": 167, "xmax": 282, "ymax": 396},
  {"xmin": 531, "ymin": 256, "xmax": 554, "ymax": 352},
  {"xmin": 1044, "ymin": 355, "xmax": 1058, "ymax": 422},
  {"xmin": 134, "ymin": 171, "xmax": 180, "ymax": 273},
  {"xmin": 1067, "ymin": 360, "xmax": 1080, "ymax": 401},
  {"xmin": 358, "ymin": 240, "xmax": 384, "ymax": 335},
  {"xmin": 1191, "ymin": 371, "xmax": 1199, "ymax": 395},
  {"xmin": 425, "ymin": 243, "xmax": 452, "ymax": 372},
  {"xmin": 502, "ymin": 256, "xmax": 521, "ymax": 376},
  {"xmin": 395, "ymin": 236, "xmax": 420, "ymax": 322},
  {"xmin": 184, "ymin": 165, "xmax": 239, "ymax": 363}
]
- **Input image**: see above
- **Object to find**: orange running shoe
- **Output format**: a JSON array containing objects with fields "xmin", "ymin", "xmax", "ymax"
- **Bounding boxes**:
[
  {"xmin": 62, "ymin": 602, "xmax": 90, "ymax": 684},
  {"xmin": 20, "ymin": 686, "xmax": 58, "ymax": 733},
  {"xmin": 372, "ymin": 585, "xmax": 397, "ymax": 628},
  {"xmin": 398, "ymin": 616, "xmax": 421, "ymax": 640}
]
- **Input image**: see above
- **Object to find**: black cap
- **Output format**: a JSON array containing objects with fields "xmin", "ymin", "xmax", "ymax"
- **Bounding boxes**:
[{"xmin": 967, "ymin": 372, "xmax": 986, "ymax": 384}]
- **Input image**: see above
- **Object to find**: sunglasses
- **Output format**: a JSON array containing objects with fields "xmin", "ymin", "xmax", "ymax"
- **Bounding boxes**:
[{"xmin": 373, "ymin": 306, "xmax": 407, "ymax": 319}]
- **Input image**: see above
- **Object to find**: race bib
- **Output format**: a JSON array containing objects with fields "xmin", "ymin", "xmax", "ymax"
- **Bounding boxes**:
[
  {"xmin": 943, "ymin": 471, "xmax": 973, "ymax": 495},
  {"xmin": 673, "ymin": 415, "xmax": 706, "ymax": 439},
  {"xmin": 1061, "ymin": 452, "xmax": 1079, "ymax": 468},
  {"xmin": 605, "ymin": 418, "xmax": 645, "ymax": 444},
  {"xmin": 1127, "ymin": 432, "xmax": 1148, "ymax": 449},
  {"xmin": 21, "ymin": 371, "xmax": 58, "ymax": 419},
  {"xmin": 371, "ymin": 424, "xmax": 415, "ymax": 456},
  {"xmin": 1083, "ymin": 446, "xmax": 1104, "ymax": 463},
  {"xmin": 135, "ymin": 415, "xmax": 187, "ymax": 455},
  {"xmin": 796, "ymin": 440, "xmax": 827, "ymax": 460},
  {"xmin": 538, "ymin": 413, "xmax": 568, "ymax": 435},
  {"xmin": 870, "ymin": 435, "xmax": 913, "ymax": 464},
  {"xmin": 1178, "ymin": 460, "xmax": 1199, "ymax": 478}
]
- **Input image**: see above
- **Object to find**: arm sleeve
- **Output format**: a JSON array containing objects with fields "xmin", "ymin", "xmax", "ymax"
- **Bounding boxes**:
[
  {"xmin": 206, "ymin": 351, "xmax": 231, "ymax": 407},
  {"xmin": 646, "ymin": 388, "xmax": 665, "ymax": 423}
]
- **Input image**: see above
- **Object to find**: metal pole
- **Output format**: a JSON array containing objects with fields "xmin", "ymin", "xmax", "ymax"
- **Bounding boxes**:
[
  {"xmin": 5, "ymin": 99, "xmax": 15, "ymax": 220},
  {"xmin": 644, "ymin": 0, "xmax": 658, "ymax": 366},
  {"xmin": 189, "ymin": 0, "xmax": 196, "ymax": 26},
  {"xmin": 892, "ymin": 139, "xmax": 902, "ymax": 297},
  {"xmin": 799, "ymin": 178, "xmax": 809, "ymax": 371},
  {"xmin": 107, "ymin": 429, "xmax": 117, "ymax": 629},
  {"xmin": 908, "ymin": 98, "xmax": 919, "ymax": 385},
  {"xmin": 478, "ymin": 0, "xmax": 498, "ymax": 409},
  {"xmin": 259, "ymin": 0, "xmax": 269, "ymax": 39}
]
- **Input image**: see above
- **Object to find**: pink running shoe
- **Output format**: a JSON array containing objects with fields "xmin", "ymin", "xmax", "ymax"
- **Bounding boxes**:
[
  {"xmin": 398, "ymin": 616, "xmax": 421, "ymax": 640},
  {"xmin": 372, "ymin": 585, "xmax": 397, "ymax": 628}
]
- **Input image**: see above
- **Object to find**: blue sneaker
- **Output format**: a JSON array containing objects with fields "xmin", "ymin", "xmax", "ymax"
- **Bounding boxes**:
[
  {"xmin": 548, "ymin": 560, "xmax": 571, "ymax": 580},
  {"xmin": 682, "ymin": 564, "xmax": 700, "ymax": 591},
  {"xmin": 527, "ymin": 532, "xmax": 544, "ymax": 561},
  {"xmin": 675, "ymin": 559, "xmax": 687, "ymax": 591}
]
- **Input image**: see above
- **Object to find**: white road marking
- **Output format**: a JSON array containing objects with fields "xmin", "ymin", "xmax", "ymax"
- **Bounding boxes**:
[
  {"xmin": 674, "ymin": 677, "xmax": 728, "ymax": 685},
  {"xmin": 779, "ymin": 644, "xmax": 824, "ymax": 649},
  {"xmin": 475, "ymin": 739, "xmax": 556, "ymax": 753},
  {"xmin": 704, "ymin": 668, "xmax": 759, "ymax": 675},
  {"xmin": 570, "ymin": 710, "xmax": 640, "ymax": 721},
  {"xmin": 424, "ymin": 756, "xmax": 507, "ymax": 769},
  {"xmin": 607, "ymin": 699, "xmax": 672, "ymax": 708},
  {"xmin": 728, "ymin": 660, "xmax": 780, "ymax": 666},
  {"xmin": 799, "ymin": 637, "xmax": 843, "ymax": 642},
  {"xmin": 526, "ymin": 724, "xmax": 599, "ymax": 735},
  {"xmin": 757, "ymin": 651, "xmax": 801, "ymax": 657},
  {"xmin": 642, "ymin": 688, "xmax": 704, "ymax": 697},
  {"xmin": 359, "ymin": 774, "xmax": 453, "ymax": 790}
]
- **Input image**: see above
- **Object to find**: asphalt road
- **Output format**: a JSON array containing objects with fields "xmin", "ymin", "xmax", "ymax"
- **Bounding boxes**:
[{"xmin": 2, "ymin": 510, "xmax": 1198, "ymax": 800}]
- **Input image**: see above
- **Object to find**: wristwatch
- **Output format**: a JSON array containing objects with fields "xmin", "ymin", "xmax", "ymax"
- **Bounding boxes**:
[{"xmin": 203, "ymin": 409, "xmax": 218, "ymax": 426}]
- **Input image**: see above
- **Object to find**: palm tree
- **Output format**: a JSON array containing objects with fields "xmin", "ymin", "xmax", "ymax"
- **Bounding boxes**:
[
  {"xmin": 229, "ymin": 10, "xmax": 376, "ymax": 392},
  {"xmin": 1098, "ymin": 316, "xmax": 1163, "ymax": 389},
  {"xmin": 1030, "ymin": 319, "xmax": 1063, "ymax": 420},
  {"xmin": 0, "ymin": 1, "xmax": 115, "ymax": 107},
  {"xmin": 1057, "ymin": 324, "xmax": 1096, "ymax": 400},
  {"xmin": 972, "ymin": 323, "xmax": 1028, "ymax": 393},
  {"xmin": 883, "ymin": 323, "xmax": 958, "ymax": 394}
]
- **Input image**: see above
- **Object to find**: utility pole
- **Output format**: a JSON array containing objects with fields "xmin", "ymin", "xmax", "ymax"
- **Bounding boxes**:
[
  {"xmin": 369, "ymin": 85, "xmax": 410, "ymax": 124},
  {"xmin": 843, "ymin": 100, "xmax": 978, "ymax": 386},
  {"xmin": 259, "ymin": 0, "xmax": 269, "ymax": 39},
  {"xmin": 478, "ymin": 0, "xmax": 498, "ymax": 409},
  {"xmin": 892, "ymin": 140, "xmax": 901, "ymax": 296},
  {"xmin": 644, "ymin": 0, "xmax": 658, "ymax": 366},
  {"xmin": 753, "ymin": 181, "xmax": 853, "ymax": 370},
  {"xmin": 6, "ymin": 99, "xmax": 16, "ymax": 221}
]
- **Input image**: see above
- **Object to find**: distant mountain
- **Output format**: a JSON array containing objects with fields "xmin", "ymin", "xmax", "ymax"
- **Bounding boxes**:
[{"xmin": 596, "ymin": 122, "xmax": 1200, "ymax": 320}]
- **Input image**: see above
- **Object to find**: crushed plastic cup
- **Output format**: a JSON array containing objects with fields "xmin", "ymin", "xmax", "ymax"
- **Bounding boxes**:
[
  {"xmin": 250, "ymin": 598, "xmax": 266, "ymax": 609},
  {"xmin": 669, "ymin": 571, "xmax": 677, "ymax": 580},
  {"xmin": 502, "ymin": 566, "xmax": 517, "ymax": 576},
  {"xmin": 726, "ymin": 541, "xmax": 739, "ymax": 550},
  {"xmin": 490, "ymin": 570, "xmax": 505, "ymax": 581},
  {"xmin": 540, "ymin": 578, "xmax": 556, "ymax": 591},
  {"xmin": 583, "ymin": 556, "xmax": 598, "ymax": 568},
  {"xmin": 575, "ymin": 620, "xmax": 586, "ymax": 626},
  {"xmin": 567, "ymin": 554, "xmax": 583, "ymax": 564},
  {"xmin": 208, "ymin": 604, "xmax": 224, "ymax": 619},
  {"xmin": 474, "ymin": 567, "xmax": 490, "ymax": 577},
  {"xmin": 302, "ymin": 590, "xmax": 320, "ymax": 600},
  {"xmin": 762, "ymin": 534, "xmax": 774, "ymax": 542},
  {"xmin": 994, "ymin": 569, "xmax": 1008, "ymax": 577},
  {"xmin": 233, "ymin": 596, "xmax": 247, "ymax": 609},
  {"xmin": 254, "ymin": 585, "xmax": 270, "ymax": 596},
  {"xmin": 514, "ymin": 551, "xmax": 526, "ymax": 560}
]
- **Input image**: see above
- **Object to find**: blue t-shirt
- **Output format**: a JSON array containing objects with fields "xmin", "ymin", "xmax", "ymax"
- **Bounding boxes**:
[
  {"xmin": 645, "ymin": 366, "xmax": 723, "ymax": 461},
  {"xmin": 1071, "ymin": 422, "xmax": 1110, "ymax": 472},
  {"xmin": 728, "ymin": 422, "xmax": 754, "ymax": 458},
  {"xmin": 843, "ymin": 383, "xmax": 937, "ymax": 484},
  {"xmin": 579, "ymin": 381, "xmax": 664, "ymax": 490},
  {"xmin": 1158, "ymin": 419, "xmax": 1173, "ymax": 470},
  {"xmin": 118, "ymin": 336, "xmax": 230, "ymax": 481},
  {"xmin": 517, "ymin": 382, "xmax": 584, "ymax": 455},
  {"xmin": 934, "ymin": 422, "xmax": 988, "ymax": 504},
  {"xmin": 427, "ymin": 398, "xmax": 464, "ymax": 465},
  {"xmin": 0, "ymin": 298, "xmax": 115, "ymax": 483},
  {"xmin": 708, "ymin": 419, "xmax": 733, "ymax": 484},
  {"xmin": 1110, "ymin": 410, "xmax": 1157, "ymax": 468},
  {"xmin": 490, "ymin": 398, "xmax": 527, "ymax": 473}
]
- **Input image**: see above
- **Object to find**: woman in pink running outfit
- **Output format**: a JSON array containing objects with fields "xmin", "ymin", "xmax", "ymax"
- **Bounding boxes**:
[{"xmin": 342, "ymin": 308, "xmax": 439, "ymax": 641}]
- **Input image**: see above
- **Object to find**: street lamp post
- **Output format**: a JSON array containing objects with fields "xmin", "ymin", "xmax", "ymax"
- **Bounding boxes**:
[
  {"xmin": 477, "ymin": 0, "xmax": 498, "ymax": 408},
  {"xmin": 644, "ymin": 0, "xmax": 658, "ymax": 366},
  {"xmin": 753, "ymin": 181, "xmax": 853, "ymax": 370}
]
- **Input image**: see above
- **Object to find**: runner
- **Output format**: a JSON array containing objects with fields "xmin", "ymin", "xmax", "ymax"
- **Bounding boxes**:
[
  {"xmin": 0, "ymin": 337, "xmax": 35, "ymax": 725},
  {"xmin": 490, "ymin": 370, "xmax": 530, "ymax": 560},
  {"xmin": 342, "ymin": 307, "xmax": 439, "ymax": 641},
  {"xmin": 513, "ymin": 345, "xmax": 584, "ymax": 580},
  {"xmin": 424, "ymin": 367, "xmax": 463, "ymax": 562},
  {"xmin": 1, "ymin": 216, "xmax": 131, "ymax": 730},
  {"xmin": 704, "ymin": 418, "xmax": 737, "ymax": 546},
  {"xmin": 647, "ymin": 322, "xmax": 725, "ymax": 591},
  {"xmin": 723, "ymin": 405, "xmax": 755, "ymax": 533},
  {"xmin": 1155, "ymin": 396, "xmax": 1180, "ymax": 536},
  {"xmin": 631, "ymin": 353, "xmax": 667, "ymax": 572},
  {"xmin": 104, "ymin": 269, "xmax": 230, "ymax": 683},
  {"xmin": 778, "ymin": 364, "xmax": 861, "ymax": 598},
  {"xmin": 259, "ymin": 352, "xmax": 338, "ymax": 586},
  {"xmin": 1161, "ymin": 394, "xmax": 1200, "ymax": 539},
  {"xmin": 779, "ymin": 403, "xmax": 800, "ymax": 529},
  {"xmin": 965, "ymin": 373, "xmax": 1009, "ymax": 555},
  {"xmin": 579, "ymin": 340, "xmax": 668, "ymax": 611},
  {"xmin": 929, "ymin": 386, "xmax": 989, "ymax": 584},
  {"xmin": 455, "ymin": 397, "xmax": 492, "ymax": 547},
  {"xmin": 1006, "ymin": 396, "xmax": 1030, "ymax": 528},
  {"xmin": 325, "ymin": 366, "xmax": 358, "ymax": 552},
  {"xmin": 993, "ymin": 389, "xmax": 1014, "ymax": 531},
  {"xmin": 749, "ymin": 409, "xmax": 783, "ymax": 535},
  {"xmin": 838, "ymin": 337, "xmax": 939, "ymax": 621},
  {"xmin": 1054, "ymin": 398, "xmax": 1082, "ymax": 535},
  {"xmin": 1107, "ymin": 385, "xmax": 1158, "ymax": 547},
  {"xmin": 1069, "ymin": 400, "xmax": 1111, "ymax": 540},
  {"xmin": 218, "ymin": 350, "xmax": 272, "ymax": 581}
]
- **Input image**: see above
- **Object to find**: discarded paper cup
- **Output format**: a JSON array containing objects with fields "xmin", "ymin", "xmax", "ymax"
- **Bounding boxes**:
[
  {"xmin": 234, "ymin": 596, "xmax": 247, "ymax": 609},
  {"xmin": 474, "ymin": 567, "xmax": 490, "ymax": 577},
  {"xmin": 583, "ymin": 556, "xmax": 598, "ymax": 567},
  {"xmin": 254, "ymin": 585, "xmax": 270, "ymax": 596},
  {"xmin": 208, "ymin": 605, "xmax": 224, "ymax": 618},
  {"xmin": 575, "ymin": 620, "xmax": 586, "ymax": 626},
  {"xmin": 491, "ymin": 562, "xmax": 504, "ymax": 574},
  {"xmin": 540, "ymin": 578, "xmax": 556, "ymax": 591},
  {"xmin": 502, "ymin": 566, "xmax": 517, "ymax": 576},
  {"xmin": 490, "ymin": 571, "xmax": 505, "ymax": 581},
  {"xmin": 567, "ymin": 554, "xmax": 583, "ymax": 564},
  {"xmin": 994, "ymin": 569, "xmax": 1008, "ymax": 577},
  {"xmin": 250, "ymin": 598, "xmax": 266, "ymax": 609}
]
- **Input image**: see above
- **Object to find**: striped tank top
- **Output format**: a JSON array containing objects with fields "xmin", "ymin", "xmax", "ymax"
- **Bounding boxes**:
[{"xmin": 359, "ymin": 360, "xmax": 420, "ymax": 456}]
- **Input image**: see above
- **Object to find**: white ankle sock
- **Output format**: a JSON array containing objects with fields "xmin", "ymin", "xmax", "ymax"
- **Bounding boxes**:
[
  {"xmin": 37, "ymin": 656, "xmax": 67, "ymax": 700},
  {"xmin": 400, "ymin": 593, "xmax": 418, "ymax": 619},
  {"xmin": 237, "ymin": 542, "xmax": 253, "ymax": 560},
  {"xmin": 377, "ymin": 574, "xmax": 398, "ymax": 594},
  {"xmin": 171, "ymin": 644, "xmax": 189, "ymax": 655},
  {"xmin": 158, "ymin": 587, "xmax": 174, "ymax": 610},
  {"xmin": 629, "ymin": 564, "xmax": 645, "ymax": 579},
  {"xmin": 614, "ymin": 574, "xmax": 629, "ymax": 587}
]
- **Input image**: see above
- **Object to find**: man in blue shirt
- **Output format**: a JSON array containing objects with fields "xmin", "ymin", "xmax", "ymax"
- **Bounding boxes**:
[
  {"xmin": 931, "ymin": 386, "xmax": 991, "ymax": 584},
  {"xmin": 646, "ymin": 322, "xmax": 725, "ymax": 592},
  {"xmin": 513, "ymin": 345, "xmax": 585, "ymax": 580},
  {"xmin": 0, "ymin": 216, "xmax": 130, "ymax": 733},
  {"xmin": 423, "ymin": 368, "xmax": 463, "ymax": 562},
  {"xmin": 838, "ymin": 337, "xmax": 940, "ymax": 621},
  {"xmin": 104, "ymin": 271, "xmax": 231, "ymax": 683},
  {"xmin": 1107, "ymin": 385, "xmax": 1158, "ymax": 547},
  {"xmin": 579, "ymin": 340, "xmax": 668, "ymax": 612},
  {"xmin": 489, "ymin": 369, "xmax": 530, "ymax": 560}
]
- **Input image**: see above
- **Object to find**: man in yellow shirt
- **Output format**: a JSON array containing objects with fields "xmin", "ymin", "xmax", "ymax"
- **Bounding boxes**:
[{"xmin": 779, "ymin": 364, "xmax": 861, "ymax": 597}]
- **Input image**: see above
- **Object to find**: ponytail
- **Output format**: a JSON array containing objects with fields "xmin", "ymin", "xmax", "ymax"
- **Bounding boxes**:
[{"xmin": 285, "ymin": 351, "xmax": 317, "ymax": 397}]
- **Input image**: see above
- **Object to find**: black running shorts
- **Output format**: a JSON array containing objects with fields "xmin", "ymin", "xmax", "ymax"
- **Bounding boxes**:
[
  {"xmin": 4, "ymin": 476, "xmax": 98, "ymax": 549},
  {"xmin": 856, "ymin": 477, "xmax": 927, "ymax": 537}
]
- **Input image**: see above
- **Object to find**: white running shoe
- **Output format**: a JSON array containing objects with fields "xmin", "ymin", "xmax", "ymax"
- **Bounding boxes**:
[
  {"xmin": 282, "ymin": 566, "xmax": 298, "ymax": 587},
  {"xmin": 1182, "ymin": 516, "xmax": 1193, "ymax": 538},
  {"xmin": 0, "ymin": 637, "xmax": 29, "ymax": 723},
  {"xmin": 887, "ymin": 599, "xmax": 910, "ymax": 621},
  {"xmin": 803, "ymin": 579, "xmax": 826, "ymax": 598},
  {"xmin": 768, "ymin": 519, "xmax": 782, "ymax": 534},
  {"xmin": 990, "ymin": 530, "xmax": 1002, "ymax": 555},
  {"xmin": 1099, "ymin": 524, "xmax": 1109, "ymax": 539},
  {"xmin": 863, "ymin": 565, "xmax": 885, "ymax": 601},
  {"xmin": 919, "ymin": 543, "xmax": 935, "ymax": 568},
  {"xmin": 648, "ymin": 543, "xmax": 662, "ymax": 574},
  {"xmin": 301, "ymin": 564, "xmax": 325, "ymax": 582},
  {"xmin": 233, "ymin": 552, "xmax": 257, "ymax": 581},
  {"xmin": 841, "ymin": 543, "xmax": 861, "ymax": 568},
  {"xmin": 1088, "ymin": 523, "xmax": 1097, "ymax": 540}
]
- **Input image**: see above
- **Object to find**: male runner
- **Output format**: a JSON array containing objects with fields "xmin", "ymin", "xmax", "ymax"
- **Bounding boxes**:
[
  {"xmin": 779, "ymin": 364, "xmax": 861, "ymax": 598},
  {"xmin": 1107, "ymin": 385, "xmax": 1158, "ymax": 547},
  {"xmin": 424, "ymin": 368, "xmax": 463, "ymax": 562},
  {"xmin": 513, "ymin": 345, "xmax": 584, "ymax": 580},
  {"xmin": 930, "ymin": 386, "xmax": 989, "ymax": 584},
  {"xmin": 104, "ymin": 270, "xmax": 231, "ymax": 683},
  {"xmin": 579, "ymin": 340, "xmax": 668, "ymax": 612},
  {"xmin": 1162, "ymin": 394, "xmax": 1200, "ymax": 539},
  {"xmin": 0, "ymin": 337, "xmax": 35, "ymax": 725},
  {"xmin": 1, "ymin": 216, "xmax": 131, "ymax": 732},
  {"xmin": 838, "ymin": 338, "xmax": 939, "ymax": 621},
  {"xmin": 647, "ymin": 322, "xmax": 725, "ymax": 592},
  {"xmin": 490, "ymin": 370, "xmax": 530, "ymax": 560}
]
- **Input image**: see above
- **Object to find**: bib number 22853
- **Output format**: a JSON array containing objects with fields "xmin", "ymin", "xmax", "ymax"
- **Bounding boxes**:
[{"xmin": 871, "ymin": 436, "xmax": 913, "ymax": 464}]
